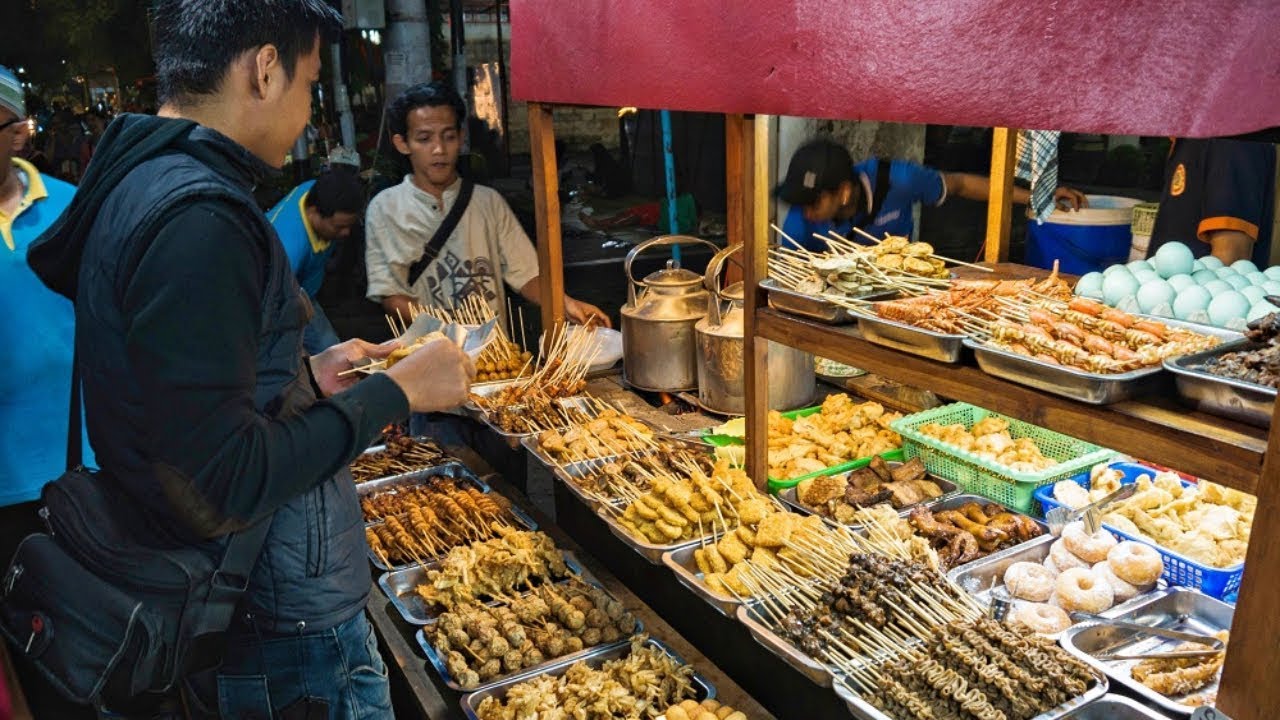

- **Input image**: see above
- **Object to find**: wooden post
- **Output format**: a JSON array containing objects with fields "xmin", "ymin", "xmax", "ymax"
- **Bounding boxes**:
[
  {"xmin": 528, "ymin": 102, "xmax": 565, "ymax": 332},
  {"xmin": 984, "ymin": 127, "xmax": 1017, "ymax": 263},
  {"xmin": 1216, "ymin": 394, "xmax": 1280, "ymax": 719},
  {"xmin": 729, "ymin": 113, "xmax": 769, "ymax": 488}
]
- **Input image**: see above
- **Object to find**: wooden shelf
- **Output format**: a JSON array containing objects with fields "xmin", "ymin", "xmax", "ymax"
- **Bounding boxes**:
[{"xmin": 756, "ymin": 307, "xmax": 1268, "ymax": 494}]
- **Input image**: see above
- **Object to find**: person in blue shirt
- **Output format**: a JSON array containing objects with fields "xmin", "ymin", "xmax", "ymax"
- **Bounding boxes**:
[
  {"xmin": 1146, "ymin": 138, "xmax": 1276, "ymax": 266},
  {"xmin": 0, "ymin": 64, "xmax": 96, "ymax": 720},
  {"xmin": 775, "ymin": 138, "xmax": 1085, "ymax": 251},
  {"xmin": 268, "ymin": 164, "xmax": 362, "ymax": 353}
]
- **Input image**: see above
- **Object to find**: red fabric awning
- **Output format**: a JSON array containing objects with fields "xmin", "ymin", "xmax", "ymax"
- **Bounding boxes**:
[{"xmin": 510, "ymin": 0, "xmax": 1280, "ymax": 137}]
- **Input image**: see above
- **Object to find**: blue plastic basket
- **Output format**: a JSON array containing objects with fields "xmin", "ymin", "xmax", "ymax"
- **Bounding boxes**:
[{"xmin": 1035, "ymin": 461, "xmax": 1245, "ymax": 599}]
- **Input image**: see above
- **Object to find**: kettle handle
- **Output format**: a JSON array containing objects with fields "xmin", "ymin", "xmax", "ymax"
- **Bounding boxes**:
[
  {"xmin": 624, "ymin": 235, "xmax": 721, "ymax": 305},
  {"xmin": 704, "ymin": 243, "xmax": 744, "ymax": 300}
]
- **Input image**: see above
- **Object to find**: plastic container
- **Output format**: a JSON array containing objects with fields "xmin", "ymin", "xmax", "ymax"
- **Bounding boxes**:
[
  {"xmin": 1026, "ymin": 194, "xmax": 1141, "ymax": 275},
  {"xmin": 700, "ymin": 404, "xmax": 905, "ymax": 490},
  {"xmin": 1034, "ymin": 461, "xmax": 1244, "ymax": 598},
  {"xmin": 890, "ymin": 403, "xmax": 1116, "ymax": 513},
  {"xmin": 1128, "ymin": 202, "xmax": 1159, "ymax": 261}
]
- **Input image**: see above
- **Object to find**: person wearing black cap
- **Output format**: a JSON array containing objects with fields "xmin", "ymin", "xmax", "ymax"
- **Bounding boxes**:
[{"xmin": 776, "ymin": 138, "xmax": 1086, "ymax": 251}]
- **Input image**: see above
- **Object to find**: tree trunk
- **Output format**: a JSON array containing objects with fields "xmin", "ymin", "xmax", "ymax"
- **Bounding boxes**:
[{"xmin": 384, "ymin": 0, "xmax": 432, "ymax": 103}]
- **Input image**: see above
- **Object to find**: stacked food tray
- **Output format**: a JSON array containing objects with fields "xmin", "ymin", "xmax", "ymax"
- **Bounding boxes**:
[
  {"xmin": 1165, "ymin": 339, "xmax": 1276, "ymax": 428},
  {"xmin": 762, "ymin": 277, "xmax": 893, "ymax": 325},
  {"xmin": 350, "ymin": 435, "xmax": 456, "ymax": 485},
  {"xmin": 458, "ymin": 637, "xmax": 716, "ymax": 720},
  {"xmin": 1061, "ymin": 589, "xmax": 1233, "ymax": 715},
  {"xmin": 834, "ymin": 671, "xmax": 1109, "ymax": 720},
  {"xmin": 1035, "ymin": 462, "xmax": 1245, "ymax": 599},
  {"xmin": 891, "ymin": 403, "xmax": 1116, "ymax": 513},
  {"xmin": 852, "ymin": 307, "xmax": 969, "ymax": 363}
]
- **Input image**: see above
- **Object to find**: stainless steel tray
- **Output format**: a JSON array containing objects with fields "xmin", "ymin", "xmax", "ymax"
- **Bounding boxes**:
[
  {"xmin": 1165, "ymin": 339, "xmax": 1276, "ymax": 428},
  {"xmin": 1061, "ymin": 589, "xmax": 1234, "ymax": 715},
  {"xmin": 553, "ymin": 454, "xmax": 643, "ymax": 510},
  {"xmin": 475, "ymin": 396, "xmax": 595, "ymax": 446},
  {"xmin": 520, "ymin": 433, "xmax": 651, "ymax": 472},
  {"xmin": 735, "ymin": 600, "xmax": 834, "ymax": 687},
  {"xmin": 595, "ymin": 503, "xmax": 704, "ymax": 565},
  {"xmin": 367, "ymin": 493, "xmax": 539, "ymax": 571},
  {"xmin": 947, "ymin": 534, "xmax": 1165, "ymax": 637},
  {"xmin": 661, "ymin": 540, "xmax": 742, "ymax": 618},
  {"xmin": 853, "ymin": 308, "xmax": 969, "ymax": 363},
  {"xmin": 763, "ymin": 278, "xmax": 892, "ymax": 325},
  {"xmin": 359, "ymin": 463, "xmax": 488, "ymax": 527},
  {"xmin": 775, "ymin": 466, "xmax": 959, "ymax": 529},
  {"xmin": 835, "ymin": 671, "xmax": 1110, "ymax": 720},
  {"xmin": 1062, "ymin": 694, "xmax": 1171, "ymax": 719},
  {"xmin": 378, "ymin": 552, "xmax": 586, "ymax": 626},
  {"xmin": 417, "ymin": 575, "xmax": 642, "ymax": 692},
  {"xmin": 966, "ymin": 319, "xmax": 1240, "ymax": 405},
  {"xmin": 351, "ymin": 439, "xmax": 454, "ymax": 485},
  {"xmin": 459, "ymin": 637, "xmax": 716, "ymax": 720}
]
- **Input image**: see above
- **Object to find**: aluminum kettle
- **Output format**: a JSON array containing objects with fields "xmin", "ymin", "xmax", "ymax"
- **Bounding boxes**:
[
  {"xmin": 620, "ymin": 235, "xmax": 719, "ymax": 392},
  {"xmin": 695, "ymin": 244, "xmax": 815, "ymax": 415}
]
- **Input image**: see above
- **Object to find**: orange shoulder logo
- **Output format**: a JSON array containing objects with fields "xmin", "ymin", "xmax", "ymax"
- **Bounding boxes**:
[{"xmin": 1170, "ymin": 163, "xmax": 1186, "ymax": 197}]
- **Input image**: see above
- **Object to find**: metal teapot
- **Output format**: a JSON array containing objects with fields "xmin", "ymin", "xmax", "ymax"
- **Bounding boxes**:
[
  {"xmin": 695, "ymin": 244, "xmax": 816, "ymax": 415},
  {"xmin": 620, "ymin": 235, "xmax": 719, "ymax": 392}
]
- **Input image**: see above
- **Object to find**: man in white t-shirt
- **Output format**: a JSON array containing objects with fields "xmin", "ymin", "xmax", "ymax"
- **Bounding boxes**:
[{"xmin": 365, "ymin": 81, "xmax": 608, "ymax": 329}]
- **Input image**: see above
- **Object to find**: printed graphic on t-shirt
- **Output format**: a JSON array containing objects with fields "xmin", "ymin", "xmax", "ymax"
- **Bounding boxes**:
[
  {"xmin": 423, "ymin": 249, "xmax": 498, "ymax": 308},
  {"xmin": 1171, "ymin": 163, "xmax": 1186, "ymax": 196}
]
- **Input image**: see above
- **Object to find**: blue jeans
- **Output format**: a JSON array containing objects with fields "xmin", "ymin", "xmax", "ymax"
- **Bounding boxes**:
[{"xmin": 213, "ymin": 612, "xmax": 392, "ymax": 720}]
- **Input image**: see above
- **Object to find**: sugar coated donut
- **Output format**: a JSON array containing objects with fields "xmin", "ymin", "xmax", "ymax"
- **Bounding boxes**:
[
  {"xmin": 1092, "ymin": 561, "xmax": 1141, "ymax": 604},
  {"xmin": 1055, "ymin": 567, "xmax": 1115, "ymax": 614},
  {"xmin": 1049, "ymin": 538, "xmax": 1090, "ymax": 572},
  {"xmin": 1010, "ymin": 602, "xmax": 1072, "ymax": 634},
  {"xmin": 1053, "ymin": 480, "xmax": 1091, "ymax": 510},
  {"xmin": 1107, "ymin": 541, "xmax": 1164, "ymax": 586},
  {"xmin": 1062, "ymin": 521, "xmax": 1118, "ymax": 564},
  {"xmin": 1003, "ymin": 561, "xmax": 1056, "ymax": 602},
  {"xmin": 1042, "ymin": 554, "xmax": 1061, "ymax": 576}
]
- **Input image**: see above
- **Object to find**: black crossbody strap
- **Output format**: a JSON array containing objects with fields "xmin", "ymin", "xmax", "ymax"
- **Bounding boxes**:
[
  {"xmin": 407, "ymin": 179, "xmax": 475, "ymax": 287},
  {"xmin": 857, "ymin": 158, "xmax": 893, "ymax": 230},
  {"xmin": 67, "ymin": 345, "xmax": 82, "ymax": 471}
]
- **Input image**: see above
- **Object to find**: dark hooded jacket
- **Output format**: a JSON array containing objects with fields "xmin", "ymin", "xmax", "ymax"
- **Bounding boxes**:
[{"xmin": 28, "ymin": 114, "xmax": 408, "ymax": 632}]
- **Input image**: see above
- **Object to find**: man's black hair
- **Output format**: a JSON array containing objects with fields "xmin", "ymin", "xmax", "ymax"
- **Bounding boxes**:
[
  {"xmin": 152, "ymin": 0, "xmax": 343, "ymax": 105},
  {"xmin": 387, "ymin": 81, "xmax": 466, "ymax": 139},
  {"xmin": 305, "ymin": 167, "xmax": 363, "ymax": 217}
]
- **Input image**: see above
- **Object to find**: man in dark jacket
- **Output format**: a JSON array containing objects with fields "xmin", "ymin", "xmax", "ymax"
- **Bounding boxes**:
[{"xmin": 27, "ymin": 1, "xmax": 474, "ymax": 716}]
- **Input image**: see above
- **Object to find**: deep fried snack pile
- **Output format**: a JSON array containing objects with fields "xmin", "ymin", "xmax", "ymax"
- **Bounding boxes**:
[
  {"xmin": 349, "ymin": 430, "xmax": 449, "ymax": 483},
  {"xmin": 475, "ymin": 635, "xmax": 697, "ymax": 720},
  {"xmin": 570, "ymin": 450, "xmax": 716, "ymax": 504},
  {"xmin": 1132, "ymin": 631, "xmax": 1229, "ymax": 701},
  {"xmin": 364, "ymin": 482, "xmax": 518, "ymax": 567},
  {"xmin": 414, "ymin": 528, "xmax": 569, "ymax": 610},
  {"xmin": 796, "ymin": 456, "xmax": 944, "ymax": 522},
  {"xmin": 919, "ymin": 415, "xmax": 1057, "ymax": 474},
  {"xmin": 867, "ymin": 618, "xmax": 1096, "ymax": 720},
  {"xmin": 432, "ymin": 577, "xmax": 637, "ymax": 689},
  {"xmin": 693, "ymin": 509, "xmax": 830, "ymax": 598},
  {"xmin": 616, "ymin": 460, "xmax": 769, "ymax": 545},
  {"xmin": 763, "ymin": 394, "xmax": 902, "ymax": 479},
  {"xmin": 907, "ymin": 501, "xmax": 1043, "ymax": 570},
  {"xmin": 535, "ymin": 408, "xmax": 655, "ymax": 462}
]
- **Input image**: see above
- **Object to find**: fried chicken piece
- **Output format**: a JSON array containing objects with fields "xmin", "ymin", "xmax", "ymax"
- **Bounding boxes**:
[{"xmin": 1132, "ymin": 631, "xmax": 1228, "ymax": 697}]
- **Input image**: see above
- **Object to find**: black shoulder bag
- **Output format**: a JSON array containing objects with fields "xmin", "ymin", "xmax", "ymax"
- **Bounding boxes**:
[
  {"xmin": 406, "ymin": 178, "xmax": 475, "ymax": 287},
  {"xmin": 856, "ymin": 158, "xmax": 894, "ymax": 230},
  {"xmin": 0, "ymin": 352, "xmax": 272, "ymax": 708}
]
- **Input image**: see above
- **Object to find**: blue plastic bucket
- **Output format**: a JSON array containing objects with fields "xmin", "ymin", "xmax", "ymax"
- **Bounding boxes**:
[{"xmin": 1025, "ymin": 195, "xmax": 1140, "ymax": 275}]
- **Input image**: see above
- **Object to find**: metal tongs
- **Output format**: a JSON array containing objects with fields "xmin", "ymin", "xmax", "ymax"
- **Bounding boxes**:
[
  {"xmin": 1072, "ymin": 613, "xmax": 1226, "ymax": 661},
  {"xmin": 1047, "ymin": 482, "xmax": 1137, "ymax": 536}
]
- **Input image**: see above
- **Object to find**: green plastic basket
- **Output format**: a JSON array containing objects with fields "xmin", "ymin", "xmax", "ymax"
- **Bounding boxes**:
[
  {"xmin": 889, "ymin": 403, "xmax": 1116, "ymax": 513},
  {"xmin": 701, "ymin": 405, "xmax": 905, "ymax": 491}
]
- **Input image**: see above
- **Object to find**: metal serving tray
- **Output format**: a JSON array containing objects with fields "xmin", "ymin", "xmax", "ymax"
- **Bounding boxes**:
[
  {"xmin": 834, "ymin": 671, "xmax": 1110, "ymax": 720},
  {"xmin": 1165, "ymin": 339, "xmax": 1276, "ymax": 428},
  {"xmin": 379, "ymin": 552, "xmax": 586, "ymax": 626},
  {"xmin": 947, "ymin": 535, "xmax": 1165, "ymax": 638},
  {"xmin": 520, "ymin": 433, "xmax": 652, "ymax": 472},
  {"xmin": 966, "ymin": 319, "xmax": 1240, "ymax": 406},
  {"xmin": 1061, "ymin": 694, "xmax": 1171, "ymax": 719},
  {"xmin": 459, "ymin": 637, "xmax": 716, "ymax": 720},
  {"xmin": 774, "ymin": 465, "xmax": 959, "ymax": 529},
  {"xmin": 1061, "ymin": 589, "xmax": 1234, "ymax": 715},
  {"xmin": 554, "ymin": 454, "xmax": 645, "ymax": 510},
  {"xmin": 763, "ymin": 278, "xmax": 893, "ymax": 325},
  {"xmin": 595, "ymin": 503, "xmax": 705, "ymax": 565},
  {"xmin": 417, "ymin": 576, "xmax": 642, "ymax": 692},
  {"xmin": 735, "ymin": 600, "xmax": 835, "ymax": 687},
  {"xmin": 461, "ymin": 379, "xmax": 521, "ymax": 419},
  {"xmin": 350, "ymin": 440, "xmax": 453, "ymax": 485},
  {"xmin": 358, "ymin": 463, "xmax": 487, "ymax": 524},
  {"xmin": 853, "ymin": 308, "xmax": 970, "ymax": 363},
  {"xmin": 367, "ymin": 493, "xmax": 539, "ymax": 571},
  {"xmin": 661, "ymin": 540, "xmax": 743, "ymax": 618}
]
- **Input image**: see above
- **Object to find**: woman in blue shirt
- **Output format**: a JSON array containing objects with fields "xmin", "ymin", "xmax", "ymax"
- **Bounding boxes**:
[{"xmin": 776, "ymin": 138, "xmax": 1085, "ymax": 251}]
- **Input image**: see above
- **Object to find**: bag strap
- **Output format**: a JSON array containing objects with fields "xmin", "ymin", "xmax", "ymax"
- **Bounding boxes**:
[
  {"xmin": 407, "ymin": 179, "xmax": 475, "ymax": 287},
  {"xmin": 66, "ymin": 345, "xmax": 82, "ymax": 470},
  {"xmin": 857, "ymin": 158, "xmax": 893, "ymax": 230}
]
